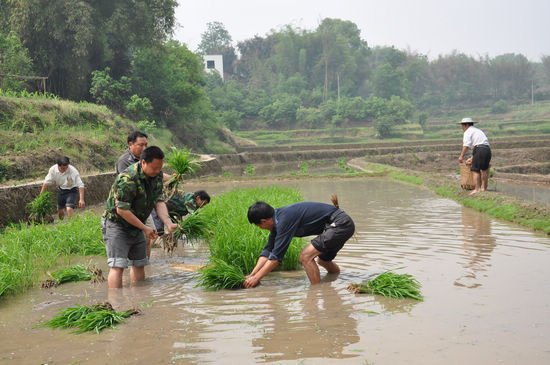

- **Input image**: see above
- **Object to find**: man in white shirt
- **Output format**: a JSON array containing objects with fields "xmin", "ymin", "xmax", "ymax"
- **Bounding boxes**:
[
  {"xmin": 40, "ymin": 156, "xmax": 85, "ymax": 219},
  {"xmin": 457, "ymin": 117, "xmax": 492, "ymax": 195}
]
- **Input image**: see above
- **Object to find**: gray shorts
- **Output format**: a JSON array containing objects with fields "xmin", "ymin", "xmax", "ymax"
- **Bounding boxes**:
[
  {"xmin": 311, "ymin": 209, "xmax": 355, "ymax": 261},
  {"xmin": 101, "ymin": 217, "xmax": 149, "ymax": 268}
]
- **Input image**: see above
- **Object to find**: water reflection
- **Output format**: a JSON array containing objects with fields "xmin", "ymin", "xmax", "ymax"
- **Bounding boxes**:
[
  {"xmin": 454, "ymin": 208, "xmax": 496, "ymax": 288},
  {"xmin": 252, "ymin": 279, "xmax": 360, "ymax": 362}
]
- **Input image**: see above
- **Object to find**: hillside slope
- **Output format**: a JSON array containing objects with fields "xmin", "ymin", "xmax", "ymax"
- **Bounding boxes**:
[{"xmin": 0, "ymin": 96, "xmax": 141, "ymax": 184}]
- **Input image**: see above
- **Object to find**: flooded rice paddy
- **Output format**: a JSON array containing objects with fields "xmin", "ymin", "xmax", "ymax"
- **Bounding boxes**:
[{"xmin": 1, "ymin": 178, "xmax": 550, "ymax": 364}]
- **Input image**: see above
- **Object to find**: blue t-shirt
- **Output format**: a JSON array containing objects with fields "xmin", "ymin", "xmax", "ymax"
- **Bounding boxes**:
[{"xmin": 260, "ymin": 202, "xmax": 337, "ymax": 261}]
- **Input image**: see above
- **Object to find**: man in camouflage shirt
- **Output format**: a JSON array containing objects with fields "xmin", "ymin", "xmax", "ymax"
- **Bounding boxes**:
[
  {"xmin": 102, "ymin": 146, "xmax": 177, "ymax": 288},
  {"xmin": 153, "ymin": 190, "xmax": 210, "ymax": 234}
]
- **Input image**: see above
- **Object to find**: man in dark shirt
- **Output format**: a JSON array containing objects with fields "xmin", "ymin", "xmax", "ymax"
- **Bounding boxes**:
[
  {"xmin": 152, "ymin": 190, "xmax": 210, "ymax": 235},
  {"xmin": 117, "ymin": 131, "xmax": 148, "ymax": 174},
  {"xmin": 245, "ymin": 201, "xmax": 355, "ymax": 287}
]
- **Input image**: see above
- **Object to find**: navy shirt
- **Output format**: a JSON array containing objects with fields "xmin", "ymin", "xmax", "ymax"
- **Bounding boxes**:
[{"xmin": 261, "ymin": 202, "xmax": 337, "ymax": 261}]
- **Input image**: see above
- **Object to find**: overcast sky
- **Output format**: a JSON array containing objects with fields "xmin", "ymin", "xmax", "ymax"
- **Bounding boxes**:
[{"xmin": 174, "ymin": 0, "xmax": 550, "ymax": 62}]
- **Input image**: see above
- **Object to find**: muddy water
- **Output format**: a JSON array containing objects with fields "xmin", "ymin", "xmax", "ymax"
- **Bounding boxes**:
[
  {"xmin": 2, "ymin": 178, "xmax": 550, "ymax": 365},
  {"xmin": 496, "ymin": 180, "xmax": 550, "ymax": 205}
]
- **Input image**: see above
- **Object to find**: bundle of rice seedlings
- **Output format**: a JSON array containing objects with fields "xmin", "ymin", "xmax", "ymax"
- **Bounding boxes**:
[
  {"xmin": 72, "ymin": 308, "xmax": 138, "ymax": 334},
  {"xmin": 51, "ymin": 265, "xmax": 92, "ymax": 285},
  {"xmin": 26, "ymin": 192, "xmax": 56, "ymax": 223},
  {"xmin": 176, "ymin": 211, "xmax": 212, "ymax": 241},
  {"xmin": 161, "ymin": 211, "xmax": 213, "ymax": 254},
  {"xmin": 44, "ymin": 264, "xmax": 105, "ymax": 287},
  {"xmin": 37, "ymin": 302, "xmax": 139, "ymax": 334},
  {"xmin": 164, "ymin": 147, "xmax": 201, "ymax": 198},
  {"xmin": 195, "ymin": 258, "xmax": 246, "ymax": 291},
  {"xmin": 347, "ymin": 271, "xmax": 423, "ymax": 301}
]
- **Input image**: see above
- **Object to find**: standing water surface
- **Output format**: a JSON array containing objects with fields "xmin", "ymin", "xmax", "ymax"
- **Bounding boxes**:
[{"xmin": 1, "ymin": 178, "xmax": 550, "ymax": 364}]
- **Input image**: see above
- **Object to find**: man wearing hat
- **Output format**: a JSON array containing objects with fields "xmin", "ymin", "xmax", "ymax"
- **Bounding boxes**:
[{"xmin": 458, "ymin": 117, "xmax": 491, "ymax": 195}]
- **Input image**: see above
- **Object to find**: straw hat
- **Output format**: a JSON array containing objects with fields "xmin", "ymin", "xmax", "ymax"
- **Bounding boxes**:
[{"xmin": 457, "ymin": 117, "xmax": 476, "ymax": 124}]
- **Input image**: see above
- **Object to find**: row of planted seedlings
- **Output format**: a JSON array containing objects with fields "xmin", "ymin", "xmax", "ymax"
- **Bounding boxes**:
[{"xmin": 194, "ymin": 186, "xmax": 306, "ymax": 290}]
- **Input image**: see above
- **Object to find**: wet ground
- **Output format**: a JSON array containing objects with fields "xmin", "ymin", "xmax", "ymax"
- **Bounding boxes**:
[{"xmin": 1, "ymin": 178, "xmax": 550, "ymax": 364}]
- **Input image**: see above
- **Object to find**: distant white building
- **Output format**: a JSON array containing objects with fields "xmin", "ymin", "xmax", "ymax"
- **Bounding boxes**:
[{"xmin": 203, "ymin": 55, "xmax": 224, "ymax": 80}]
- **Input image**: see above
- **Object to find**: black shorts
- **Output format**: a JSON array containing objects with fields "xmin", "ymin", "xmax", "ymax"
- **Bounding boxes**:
[
  {"xmin": 471, "ymin": 145, "xmax": 492, "ymax": 172},
  {"xmin": 311, "ymin": 209, "xmax": 355, "ymax": 261},
  {"xmin": 56, "ymin": 187, "xmax": 78, "ymax": 209}
]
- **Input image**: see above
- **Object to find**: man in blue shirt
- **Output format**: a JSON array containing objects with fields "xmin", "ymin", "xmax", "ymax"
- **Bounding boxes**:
[{"xmin": 245, "ymin": 201, "xmax": 355, "ymax": 287}]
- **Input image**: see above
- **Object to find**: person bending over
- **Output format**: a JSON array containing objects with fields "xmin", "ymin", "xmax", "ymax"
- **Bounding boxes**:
[{"xmin": 245, "ymin": 201, "xmax": 355, "ymax": 288}]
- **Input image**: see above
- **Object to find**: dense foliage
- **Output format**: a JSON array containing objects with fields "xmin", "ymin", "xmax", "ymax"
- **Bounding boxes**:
[
  {"xmin": 200, "ymin": 21, "xmax": 550, "ymax": 137},
  {"xmin": 2, "ymin": 5, "xmax": 550, "ymax": 143}
]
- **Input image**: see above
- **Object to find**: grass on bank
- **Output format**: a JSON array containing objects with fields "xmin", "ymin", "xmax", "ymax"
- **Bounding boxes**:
[
  {"xmin": 196, "ymin": 186, "xmax": 305, "ymax": 290},
  {"xmin": 0, "ymin": 213, "xmax": 104, "ymax": 298},
  {"xmin": 0, "ymin": 94, "xmax": 179, "ymax": 184},
  {"xmin": 434, "ymin": 184, "xmax": 550, "ymax": 234}
]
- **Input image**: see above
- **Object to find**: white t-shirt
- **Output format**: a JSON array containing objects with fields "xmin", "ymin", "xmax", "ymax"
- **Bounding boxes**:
[
  {"xmin": 463, "ymin": 126, "xmax": 489, "ymax": 148},
  {"xmin": 44, "ymin": 165, "xmax": 85, "ymax": 190}
]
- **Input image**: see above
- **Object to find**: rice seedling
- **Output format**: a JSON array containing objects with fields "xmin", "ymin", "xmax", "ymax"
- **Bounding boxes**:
[
  {"xmin": 51, "ymin": 265, "xmax": 91, "ymax": 284},
  {"xmin": 72, "ymin": 308, "xmax": 138, "ymax": 334},
  {"xmin": 347, "ymin": 271, "xmax": 423, "ymax": 301},
  {"xmin": 26, "ymin": 191, "xmax": 56, "ymax": 222},
  {"xmin": 42, "ymin": 264, "xmax": 105, "ymax": 287},
  {"xmin": 195, "ymin": 258, "xmax": 246, "ymax": 291},
  {"xmin": 0, "ymin": 213, "xmax": 104, "ymax": 298},
  {"xmin": 195, "ymin": 186, "xmax": 305, "ymax": 290},
  {"xmin": 37, "ymin": 302, "xmax": 139, "ymax": 334},
  {"xmin": 164, "ymin": 146, "xmax": 201, "ymax": 198},
  {"xmin": 161, "ymin": 211, "xmax": 213, "ymax": 254}
]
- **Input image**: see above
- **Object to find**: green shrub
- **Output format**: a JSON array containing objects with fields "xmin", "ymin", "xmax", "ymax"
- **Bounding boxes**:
[
  {"xmin": 0, "ymin": 160, "xmax": 15, "ymax": 182},
  {"xmin": 491, "ymin": 99, "xmax": 509, "ymax": 114}
]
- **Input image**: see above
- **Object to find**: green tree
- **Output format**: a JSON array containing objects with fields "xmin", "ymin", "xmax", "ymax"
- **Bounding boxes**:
[
  {"xmin": 489, "ymin": 53, "xmax": 532, "ymax": 100},
  {"xmin": 130, "ymin": 41, "xmax": 218, "ymax": 150},
  {"xmin": 89, "ymin": 67, "xmax": 131, "ymax": 112},
  {"xmin": 373, "ymin": 63, "xmax": 407, "ymax": 99},
  {"xmin": 315, "ymin": 18, "xmax": 369, "ymax": 100},
  {"xmin": 429, "ymin": 52, "xmax": 489, "ymax": 105},
  {"xmin": 259, "ymin": 93, "xmax": 301, "ymax": 128},
  {"xmin": 368, "ymin": 96, "xmax": 414, "ymax": 138},
  {"xmin": 5, "ymin": 0, "xmax": 176, "ymax": 98},
  {"xmin": 235, "ymin": 35, "xmax": 276, "ymax": 86},
  {"xmin": 0, "ymin": 31, "xmax": 33, "ymax": 90},
  {"xmin": 417, "ymin": 112, "xmax": 429, "ymax": 132},
  {"xmin": 125, "ymin": 94, "xmax": 153, "ymax": 121}
]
